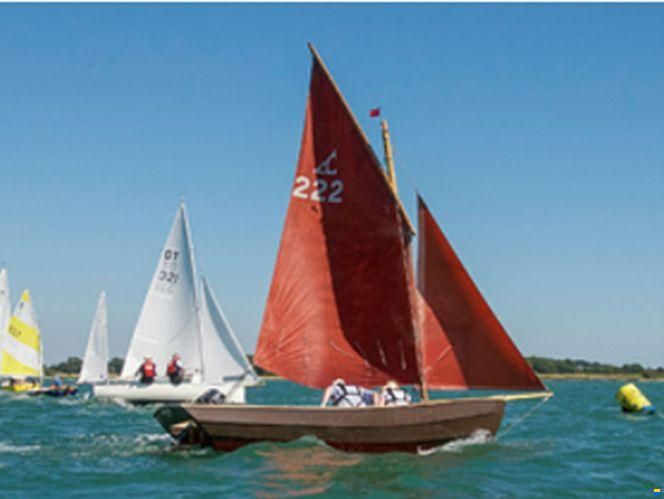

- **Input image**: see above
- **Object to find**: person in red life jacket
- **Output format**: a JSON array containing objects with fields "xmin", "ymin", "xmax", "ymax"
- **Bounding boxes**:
[
  {"xmin": 136, "ymin": 355, "xmax": 157, "ymax": 384},
  {"xmin": 167, "ymin": 353, "xmax": 184, "ymax": 385}
]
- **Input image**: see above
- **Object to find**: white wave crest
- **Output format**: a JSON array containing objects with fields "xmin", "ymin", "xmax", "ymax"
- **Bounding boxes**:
[
  {"xmin": 0, "ymin": 442, "xmax": 40, "ymax": 454},
  {"xmin": 134, "ymin": 433, "xmax": 172, "ymax": 445},
  {"xmin": 417, "ymin": 429, "xmax": 494, "ymax": 456}
]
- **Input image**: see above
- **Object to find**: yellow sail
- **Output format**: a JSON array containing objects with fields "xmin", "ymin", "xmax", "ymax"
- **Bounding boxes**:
[{"xmin": 1, "ymin": 290, "xmax": 42, "ymax": 379}]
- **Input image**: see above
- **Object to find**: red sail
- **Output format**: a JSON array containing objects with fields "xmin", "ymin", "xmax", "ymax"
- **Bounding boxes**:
[
  {"xmin": 418, "ymin": 197, "xmax": 544, "ymax": 390},
  {"xmin": 254, "ymin": 47, "xmax": 421, "ymax": 389}
]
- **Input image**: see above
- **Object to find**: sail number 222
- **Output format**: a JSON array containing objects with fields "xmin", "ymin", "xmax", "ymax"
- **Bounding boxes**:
[{"xmin": 292, "ymin": 150, "xmax": 344, "ymax": 204}]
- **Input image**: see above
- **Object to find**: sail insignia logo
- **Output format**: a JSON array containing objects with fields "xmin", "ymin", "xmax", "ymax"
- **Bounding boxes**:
[{"xmin": 654, "ymin": 488, "xmax": 661, "ymax": 496}]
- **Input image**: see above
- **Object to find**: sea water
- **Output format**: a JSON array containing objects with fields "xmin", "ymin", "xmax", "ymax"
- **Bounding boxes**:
[{"xmin": 0, "ymin": 380, "xmax": 661, "ymax": 497}]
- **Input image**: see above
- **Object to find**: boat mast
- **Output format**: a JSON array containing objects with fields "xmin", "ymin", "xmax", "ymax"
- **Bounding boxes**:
[
  {"xmin": 381, "ymin": 119, "xmax": 398, "ymax": 195},
  {"xmin": 181, "ymin": 200, "xmax": 206, "ymax": 383},
  {"xmin": 380, "ymin": 120, "xmax": 430, "ymax": 401}
]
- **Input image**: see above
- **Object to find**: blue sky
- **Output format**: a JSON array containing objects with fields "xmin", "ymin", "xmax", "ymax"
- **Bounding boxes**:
[{"xmin": 0, "ymin": 5, "xmax": 662, "ymax": 365}]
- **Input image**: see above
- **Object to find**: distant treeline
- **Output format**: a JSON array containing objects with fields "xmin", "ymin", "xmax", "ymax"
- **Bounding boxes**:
[
  {"xmin": 45, "ymin": 356, "xmax": 262, "ymax": 377},
  {"xmin": 526, "ymin": 356, "xmax": 664, "ymax": 378},
  {"xmin": 44, "ymin": 356, "xmax": 124, "ymax": 376},
  {"xmin": 44, "ymin": 355, "xmax": 664, "ymax": 379}
]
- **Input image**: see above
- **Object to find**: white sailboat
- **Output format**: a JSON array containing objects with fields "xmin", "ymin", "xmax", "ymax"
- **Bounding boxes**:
[
  {"xmin": 0, "ymin": 269, "xmax": 10, "ymax": 372},
  {"xmin": 94, "ymin": 201, "xmax": 257, "ymax": 404},
  {"xmin": 78, "ymin": 291, "xmax": 109, "ymax": 385},
  {"xmin": 1, "ymin": 290, "xmax": 44, "ymax": 392}
]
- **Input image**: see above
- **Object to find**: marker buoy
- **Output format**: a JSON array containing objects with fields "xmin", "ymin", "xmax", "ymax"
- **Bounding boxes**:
[{"xmin": 616, "ymin": 383, "xmax": 655, "ymax": 414}]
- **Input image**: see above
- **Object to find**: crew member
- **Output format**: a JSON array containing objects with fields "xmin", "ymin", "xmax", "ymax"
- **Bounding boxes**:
[
  {"xmin": 167, "ymin": 353, "xmax": 184, "ymax": 384},
  {"xmin": 320, "ymin": 378, "xmax": 372, "ymax": 407},
  {"xmin": 376, "ymin": 380, "xmax": 411, "ymax": 407},
  {"xmin": 136, "ymin": 355, "xmax": 157, "ymax": 384}
]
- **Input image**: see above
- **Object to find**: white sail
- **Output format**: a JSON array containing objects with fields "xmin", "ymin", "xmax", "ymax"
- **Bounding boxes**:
[
  {"xmin": 1, "ymin": 290, "xmax": 43, "ymax": 379},
  {"xmin": 0, "ymin": 269, "xmax": 10, "ymax": 370},
  {"xmin": 199, "ymin": 276, "xmax": 257, "ymax": 383},
  {"xmin": 78, "ymin": 291, "xmax": 109, "ymax": 384},
  {"xmin": 121, "ymin": 202, "xmax": 202, "ymax": 379}
]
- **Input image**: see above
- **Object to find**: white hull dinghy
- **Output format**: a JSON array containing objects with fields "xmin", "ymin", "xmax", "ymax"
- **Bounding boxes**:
[{"xmin": 94, "ymin": 378, "xmax": 246, "ymax": 405}]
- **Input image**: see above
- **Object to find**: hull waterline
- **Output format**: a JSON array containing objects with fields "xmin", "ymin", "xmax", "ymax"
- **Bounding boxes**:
[{"xmin": 155, "ymin": 398, "xmax": 505, "ymax": 453}]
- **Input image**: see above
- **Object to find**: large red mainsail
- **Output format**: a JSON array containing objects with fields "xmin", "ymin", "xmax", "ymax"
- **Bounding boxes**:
[
  {"xmin": 417, "ymin": 197, "xmax": 544, "ymax": 390},
  {"xmin": 254, "ymin": 46, "xmax": 421, "ymax": 389}
]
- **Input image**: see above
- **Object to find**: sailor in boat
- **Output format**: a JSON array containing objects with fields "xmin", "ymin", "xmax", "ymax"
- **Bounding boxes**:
[
  {"xmin": 320, "ymin": 378, "xmax": 374, "ymax": 408},
  {"xmin": 136, "ymin": 355, "xmax": 157, "ymax": 384},
  {"xmin": 43, "ymin": 377, "xmax": 77, "ymax": 397},
  {"xmin": 51, "ymin": 377, "xmax": 63, "ymax": 391},
  {"xmin": 166, "ymin": 354, "xmax": 184, "ymax": 385},
  {"xmin": 375, "ymin": 380, "xmax": 412, "ymax": 407}
]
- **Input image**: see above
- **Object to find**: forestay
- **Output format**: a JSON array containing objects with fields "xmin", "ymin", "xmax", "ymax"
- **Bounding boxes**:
[
  {"xmin": 1, "ymin": 290, "xmax": 43, "ymax": 379},
  {"xmin": 79, "ymin": 291, "xmax": 109, "ymax": 384},
  {"xmin": 121, "ymin": 203, "xmax": 202, "ymax": 379},
  {"xmin": 199, "ymin": 276, "xmax": 256, "ymax": 383}
]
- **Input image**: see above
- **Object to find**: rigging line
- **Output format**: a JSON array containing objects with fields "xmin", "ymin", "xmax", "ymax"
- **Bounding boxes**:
[
  {"xmin": 389, "ymin": 141, "xmax": 422, "ymax": 195},
  {"xmin": 496, "ymin": 396, "xmax": 551, "ymax": 440}
]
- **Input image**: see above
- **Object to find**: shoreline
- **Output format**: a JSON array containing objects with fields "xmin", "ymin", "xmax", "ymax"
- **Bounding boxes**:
[{"xmin": 538, "ymin": 373, "xmax": 664, "ymax": 381}]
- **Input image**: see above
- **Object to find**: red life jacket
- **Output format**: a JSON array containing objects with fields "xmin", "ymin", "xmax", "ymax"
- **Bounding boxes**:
[
  {"xmin": 167, "ymin": 360, "xmax": 180, "ymax": 375},
  {"xmin": 142, "ymin": 360, "xmax": 156, "ymax": 378}
]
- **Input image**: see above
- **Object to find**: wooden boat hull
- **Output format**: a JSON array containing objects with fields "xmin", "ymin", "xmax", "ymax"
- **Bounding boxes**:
[
  {"xmin": 94, "ymin": 380, "xmax": 246, "ymax": 405},
  {"xmin": 155, "ymin": 398, "xmax": 505, "ymax": 453}
]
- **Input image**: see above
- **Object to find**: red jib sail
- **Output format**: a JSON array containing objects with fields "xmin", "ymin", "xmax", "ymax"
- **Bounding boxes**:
[
  {"xmin": 418, "ymin": 197, "xmax": 544, "ymax": 390},
  {"xmin": 254, "ymin": 47, "xmax": 421, "ymax": 389}
]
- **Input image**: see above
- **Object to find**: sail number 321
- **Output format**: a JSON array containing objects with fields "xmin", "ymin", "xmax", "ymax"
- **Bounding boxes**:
[{"xmin": 292, "ymin": 150, "xmax": 344, "ymax": 204}]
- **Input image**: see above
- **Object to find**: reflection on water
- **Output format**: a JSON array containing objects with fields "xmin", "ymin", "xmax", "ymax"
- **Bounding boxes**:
[{"xmin": 255, "ymin": 439, "xmax": 363, "ymax": 497}]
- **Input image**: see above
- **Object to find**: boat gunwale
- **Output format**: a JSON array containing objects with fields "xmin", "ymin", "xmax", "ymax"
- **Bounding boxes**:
[{"xmin": 182, "ymin": 390, "xmax": 550, "ymax": 413}]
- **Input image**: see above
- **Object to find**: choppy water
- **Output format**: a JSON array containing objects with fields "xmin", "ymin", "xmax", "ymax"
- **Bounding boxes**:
[{"xmin": 0, "ymin": 379, "xmax": 661, "ymax": 497}]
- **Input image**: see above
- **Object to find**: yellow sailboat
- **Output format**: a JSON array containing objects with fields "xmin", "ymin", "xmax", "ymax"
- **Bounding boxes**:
[{"xmin": 1, "ymin": 290, "xmax": 43, "ymax": 392}]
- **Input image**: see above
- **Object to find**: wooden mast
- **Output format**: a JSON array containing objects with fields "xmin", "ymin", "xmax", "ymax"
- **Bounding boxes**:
[
  {"xmin": 381, "ymin": 119, "xmax": 398, "ymax": 195},
  {"xmin": 380, "ymin": 119, "xmax": 430, "ymax": 401}
]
